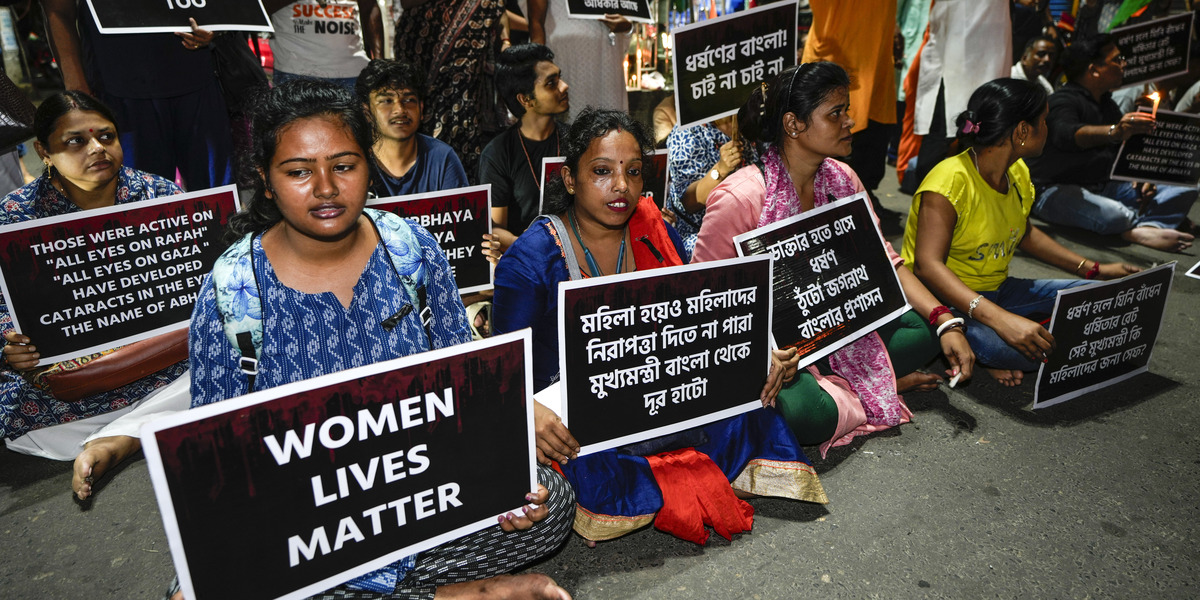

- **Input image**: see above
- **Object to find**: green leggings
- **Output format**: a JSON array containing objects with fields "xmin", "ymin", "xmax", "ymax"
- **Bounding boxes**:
[{"xmin": 775, "ymin": 310, "xmax": 940, "ymax": 446}]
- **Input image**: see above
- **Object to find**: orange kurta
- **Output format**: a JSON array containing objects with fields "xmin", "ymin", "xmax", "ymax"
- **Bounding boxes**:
[{"xmin": 801, "ymin": 0, "xmax": 898, "ymax": 133}]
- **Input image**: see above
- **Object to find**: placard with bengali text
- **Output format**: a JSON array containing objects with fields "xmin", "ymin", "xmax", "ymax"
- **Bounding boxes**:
[
  {"xmin": 558, "ymin": 256, "xmax": 771, "ymax": 455},
  {"xmin": 734, "ymin": 192, "xmax": 909, "ymax": 367},
  {"xmin": 1034, "ymin": 263, "xmax": 1173, "ymax": 409},
  {"xmin": 671, "ymin": 1, "xmax": 797, "ymax": 129}
]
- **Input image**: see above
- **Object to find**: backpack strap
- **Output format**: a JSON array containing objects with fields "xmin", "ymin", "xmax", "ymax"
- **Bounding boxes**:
[
  {"xmin": 364, "ymin": 208, "xmax": 433, "ymax": 344},
  {"xmin": 210, "ymin": 233, "xmax": 264, "ymax": 392}
]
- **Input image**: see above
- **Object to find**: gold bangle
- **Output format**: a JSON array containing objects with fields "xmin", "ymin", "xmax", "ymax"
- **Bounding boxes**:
[{"xmin": 1075, "ymin": 259, "xmax": 1087, "ymax": 274}]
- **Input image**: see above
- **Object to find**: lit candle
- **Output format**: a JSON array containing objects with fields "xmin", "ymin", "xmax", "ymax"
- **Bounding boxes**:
[
  {"xmin": 623, "ymin": 55, "xmax": 630, "ymax": 89},
  {"xmin": 1149, "ymin": 91, "xmax": 1161, "ymax": 119},
  {"xmin": 635, "ymin": 46, "xmax": 642, "ymax": 89}
]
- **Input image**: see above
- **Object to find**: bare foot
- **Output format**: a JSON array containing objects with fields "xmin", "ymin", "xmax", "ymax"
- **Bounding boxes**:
[
  {"xmin": 435, "ymin": 574, "xmax": 571, "ymax": 600},
  {"xmin": 896, "ymin": 371, "xmax": 942, "ymax": 393},
  {"xmin": 1122, "ymin": 227, "xmax": 1194, "ymax": 252},
  {"xmin": 985, "ymin": 368, "xmax": 1023, "ymax": 387},
  {"xmin": 73, "ymin": 435, "xmax": 140, "ymax": 500}
]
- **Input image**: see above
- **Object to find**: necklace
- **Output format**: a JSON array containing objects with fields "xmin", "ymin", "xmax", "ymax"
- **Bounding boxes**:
[
  {"xmin": 518, "ymin": 124, "xmax": 561, "ymax": 191},
  {"xmin": 969, "ymin": 148, "xmax": 1011, "ymax": 195},
  {"xmin": 568, "ymin": 207, "xmax": 625, "ymax": 277}
]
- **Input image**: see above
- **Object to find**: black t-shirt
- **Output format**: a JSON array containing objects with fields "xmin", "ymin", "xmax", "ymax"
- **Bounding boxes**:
[
  {"xmin": 79, "ymin": 5, "xmax": 216, "ymax": 99},
  {"xmin": 478, "ymin": 123, "xmax": 567, "ymax": 237},
  {"xmin": 1027, "ymin": 82, "xmax": 1124, "ymax": 187}
]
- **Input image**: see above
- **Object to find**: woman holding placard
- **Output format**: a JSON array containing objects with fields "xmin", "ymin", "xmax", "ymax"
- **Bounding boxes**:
[
  {"xmin": 0, "ymin": 91, "xmax": 190, "ymax": 500},
  {"xmin": 493, "ymin": 107, "xmax": 828, "ymax": 545},
  {"xmin": 902, "ymin": 78, "xmax": 1140, "ymax": 387},
  {"xmin": 693, "ymin": 62, "xmax": 974, "ymax": 455},
  {"xmin": 181, "ymin": 80, "xmax": 572, "ymax": 600}
]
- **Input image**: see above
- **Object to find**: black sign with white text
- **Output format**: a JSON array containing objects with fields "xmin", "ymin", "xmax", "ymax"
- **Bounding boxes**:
[
  {"xmin": 0, "ymin": 186, "xmax": 238, "ymax": 364},
  {"xmin": 1111, "ymin": 109, "xmax": 1200, "ymax": 188},
  {"xmin": 734, "ymin": 193, "xmax": 909, "ymax": 366},
  {"xmin": 1034, "ymin": 264, "xmax": 1173, "ymax": 409},
  {"xmin": 143, "ymin": 333, "xmax": 535, "ymax": 600},
  {"xmin": 671, "ymin": 1, "xmax": 797, "ymax": 129},
  {"xmin": 1113, "ymin": 13, "xmax": 1192, "ymax": 88},
  {"xmin": 565, "ymin": 0, "xmax": 653, "ymax": 23},
  {"xmin": 558, "ymin": 256, "xmax": 771, "ymax": 455},
  {"xmin": 367, "ymin": 185, "xmax": 493, "ymax": 294},
  {"xmin": 85, "ymin": 0, "xmax": 273, "ymax": 33}
]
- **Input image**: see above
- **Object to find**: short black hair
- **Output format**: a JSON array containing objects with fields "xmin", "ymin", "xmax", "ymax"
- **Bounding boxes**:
[
  {"xmin": 354, "ymin": 59, "xmax": 425, "ymax": 106},
  {"xmin": 496, "ymin": 43, "xmax": 555, "ymax": 118},
  {"xmin": 1060, "ymin": 33, "xmax": 1114, "ymax": 81},
  {"xmin": 1023, "ymin": 35, "xmax": 1059, "ymax": 55}
]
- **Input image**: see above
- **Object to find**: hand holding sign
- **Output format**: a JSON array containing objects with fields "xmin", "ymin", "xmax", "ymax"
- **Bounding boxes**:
[{"xmin": 1, "ymin": 330, "xmax": 38, "ymax": 371}]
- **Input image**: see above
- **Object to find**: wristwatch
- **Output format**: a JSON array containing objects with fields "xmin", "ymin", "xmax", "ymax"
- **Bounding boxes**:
[{"xmin": 709, "ymin": 167, "xmax": 722, "ymax": 180}]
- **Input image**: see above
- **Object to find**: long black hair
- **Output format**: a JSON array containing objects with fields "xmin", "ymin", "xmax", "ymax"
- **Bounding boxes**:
[
  {"xmin": 227, "ymin": 79, "xmax": 375, "ymax": 241},
  {"xmin": 955, "ymin": 78, "xmax": 1047, "ymax": 149},
  {"xmin": 738, "ymin": 62, "xmax": 851, "ymax": 150},
  {"xmin": 543, "ymin": 107, "xmax": 654, "ymax": 215}
]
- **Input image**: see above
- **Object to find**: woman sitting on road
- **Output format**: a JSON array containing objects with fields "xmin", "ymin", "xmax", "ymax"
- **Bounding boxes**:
[
  {"xmin": 180, "ymin": 80, "xmax": 573, "ymax": 600},
  {"xmin": 693, "ymin": 62, "xmax": 975, "ymax": 455},
  {"xmin": 902, "ymin": 78, "xmax": 1139, "ymax": 387},
  {"xmin": 493, "ymin": 108, "xmax": 828, "ymax": 545},
  {"xmin": 0, "ymin": 91, "xmax": 190, "ymax": 500}
]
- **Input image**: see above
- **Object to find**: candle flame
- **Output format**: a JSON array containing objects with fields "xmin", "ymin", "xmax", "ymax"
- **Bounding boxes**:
[{"xmin": 1149, "ymin": 91, "xmax": 1160, "ymax": 101}]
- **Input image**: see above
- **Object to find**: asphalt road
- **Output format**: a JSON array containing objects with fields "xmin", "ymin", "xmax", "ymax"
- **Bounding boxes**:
[{"xmin": 2, "ymin": 172, "xmax": 1198, "ymax": 600}]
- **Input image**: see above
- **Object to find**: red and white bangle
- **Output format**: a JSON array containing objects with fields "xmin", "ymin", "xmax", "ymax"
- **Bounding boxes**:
[
  {"xmin": 928, "ymin": 305, "xmax": 952, "ymax": 325},
  {"xmin": 936, "ymin": 317, "xmax": 966, "ymax": 337}
]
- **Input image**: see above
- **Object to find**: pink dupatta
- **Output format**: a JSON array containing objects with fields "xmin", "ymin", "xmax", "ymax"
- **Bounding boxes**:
[{"xmin": 759, "ymin": 147, "xmax": 907, "ymax": 427}]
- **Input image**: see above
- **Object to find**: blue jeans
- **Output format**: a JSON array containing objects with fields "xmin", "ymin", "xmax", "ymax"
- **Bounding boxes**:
[
  {"xmin": 954, "ymin": 278, "xmax": 1091, "ymax": 371},
  {"xmin": 1033, "ymin": 180, "xmax": 1197, "ymax": 235},
  {"xmin": 272, "ymin": 70, "xmax": 358, "ymax": 93}
]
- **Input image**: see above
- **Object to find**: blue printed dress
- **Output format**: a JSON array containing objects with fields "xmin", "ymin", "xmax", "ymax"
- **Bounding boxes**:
[
  {"xmin": 0, "ymin": 167, "xmax": 187, "ymax": 440},
  {"xmin": 666, "ymin": 123, "xmax": 757, "ymax": 261},
  {"xmin": 190, "ymin": 209, "xmax": 471, "ymax": 593}
]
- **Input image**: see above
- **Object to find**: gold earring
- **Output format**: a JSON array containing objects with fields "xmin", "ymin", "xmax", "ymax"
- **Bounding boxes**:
[{"xmin": 568, "ymin": 187, "xmax": 575, "ymax": 194}]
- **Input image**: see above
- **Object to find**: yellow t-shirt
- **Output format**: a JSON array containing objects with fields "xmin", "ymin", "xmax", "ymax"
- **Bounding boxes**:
[{"xmin": 901, "ymin": 152, "xmax": 1035, "ymax": 292}]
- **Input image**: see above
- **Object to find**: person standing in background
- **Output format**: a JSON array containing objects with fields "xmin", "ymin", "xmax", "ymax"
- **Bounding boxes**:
[
  {"xmin": 523, "ymin": 0, "xmax": 631, "ymax": 113},
  {"xmin": 265, "ymin": 0, "xmax": 383, "ymax": 90},
  {"xmin": 42, "ymin": 0, "xmax": 234, "ymax": 189},
  {"xmin": 801, "ymin": 0, "xmax": 898, "ymax": 206},
  {"xmin": 393, "ymin": 0, "xmax": 506, "ymax": 179}
]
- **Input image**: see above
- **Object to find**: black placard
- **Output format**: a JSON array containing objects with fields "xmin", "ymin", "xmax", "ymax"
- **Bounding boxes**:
[
  {"xmin": 1110, "ymin": 108, "xmax": 1200, "ymax": 188},
  {"xmin": 367, "ymin": 185, "xmax": 493, "ymax": 294},
  {"xmin": 143, "ymin": 332, "xmax": 535, "ymax": 600},
  {"xmin": 1034, "ymin": 263, "xmax": 1173, "ymax": 408},
  {"xmin": 1112, "ymin": 13, "xmax": 1192, "ymax": 88},
  {"xmin": 85, "ymin": 0, "xmax": 273, "ymax": 33},
  {"xmin": 671, "ymin": 1, "xmax": 797, "ymax": 130},
  {"xmin": 734, "ymin": 193, "xmax": 909, "ymax": 366},
  {"xmin": 558, "ymin": 256, "xmax": 771, "ymax": 454},
  {"xmin": 0, "ymin": 186, "xmax": 239, "ymax": 364},
  {"xmin": 564, "ymin": 0, "xmax": 653, "ymax": 23}
]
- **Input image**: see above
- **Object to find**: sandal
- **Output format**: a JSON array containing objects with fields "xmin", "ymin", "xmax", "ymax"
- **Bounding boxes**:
[{"xmin": 466, "ymin": 301, "xmax": 492, "ymax": 340}]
